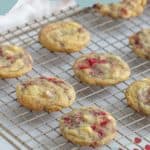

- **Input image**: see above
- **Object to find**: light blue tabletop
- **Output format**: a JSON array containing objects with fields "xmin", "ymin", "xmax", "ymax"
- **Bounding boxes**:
[{"xmin": 0, "ymin": 0, "xmax": 118, "ymax": 15}]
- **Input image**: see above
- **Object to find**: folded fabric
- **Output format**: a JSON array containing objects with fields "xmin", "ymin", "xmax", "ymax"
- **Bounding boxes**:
[{"xmin": 0, "ymin": 0, "xmax": 76, "ymax": 32}]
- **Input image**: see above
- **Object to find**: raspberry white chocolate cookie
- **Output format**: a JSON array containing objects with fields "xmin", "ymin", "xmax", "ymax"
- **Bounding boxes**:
[
  {"xmin": 0, "ymin": 45, "xmax": 32, "ymax": 78},
  {"xmin": 39, "ymin": 20, "xmax": 90, "ymax": 53},
  {"xmin": 73, "ymin": 53, "xmax": 131, "ymax": 86},
  {"xmin": 125, "ymin": 78, "xmax": 150, "ymax": 115},
  {"xmin": 16, "ymin": 77, "xmax": 76, "ymax": 112},
  {"xmin": 60, "ymin": 106, "xmax": 116, "ymax": 147},
  {"xmin": 93, "ymin": 0, "xmax": 147, "ymax": 19},
  {"xmin": 129, "ymin": 28, "xmax": 150, "ymax": 59}
]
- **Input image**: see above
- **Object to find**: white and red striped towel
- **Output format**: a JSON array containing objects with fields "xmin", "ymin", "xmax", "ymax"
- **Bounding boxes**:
[{"xmin": 0, "ymin": 0, "xmax": 76, "ymax": 32}]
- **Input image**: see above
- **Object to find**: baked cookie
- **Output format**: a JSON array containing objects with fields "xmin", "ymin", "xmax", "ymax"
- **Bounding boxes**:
[
  {"xmin": 39, "ymin": 20, "xmax": 90, "ymax": 53},
  {"xmin": 125, "ymin": 78, "xmax": 150, "ymax": 115},
  {"xmin": 16, "ymin": 76, "xmax": 76, "ymax": 112},
  {"xmin": 93, "ymin": 0, "xmax": 147, "ymax": 19},
  {"xmin": 129, "ymin": 28, "xmax": 150, "ymax": 59},
  {"xmin": 0, "ymin": 45, "xmax": 32, "ymax": 78},
  {"xmin": 60, "ymin": 106, "xmax": 116, "ymax": 147},
  {"xmin": 73, "ymin": 53, "xmax": 131, "ymax": 86}
]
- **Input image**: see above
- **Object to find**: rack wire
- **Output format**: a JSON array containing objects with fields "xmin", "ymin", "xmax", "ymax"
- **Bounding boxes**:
[{"xmin": 0, "ymin": 2, "xmax": 150, "ymax": 150}]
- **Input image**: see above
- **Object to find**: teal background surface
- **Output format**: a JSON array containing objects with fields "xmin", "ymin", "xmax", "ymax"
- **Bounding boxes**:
[
  {"xmin": 0, "ymin": 0, "xmax": 17, "ymax": 15},
  {"xmin": 0, "ymin": 0, "xmax": 119, "ymax": 15}
]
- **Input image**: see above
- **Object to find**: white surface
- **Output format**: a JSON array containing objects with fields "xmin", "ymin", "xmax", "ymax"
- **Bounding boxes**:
[{"xmin": 0, "ymin": 0, "xmax": 76, "ymax": 32}]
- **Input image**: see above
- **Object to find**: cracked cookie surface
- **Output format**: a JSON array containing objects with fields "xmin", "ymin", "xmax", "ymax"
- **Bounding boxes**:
[
  {"xmin": 129, "ymin": 28, "xmax": 150, "ymax": 59},
  {"xmin": 0, "ymin": 45, "xmax": 32, "ymax": 78},
  {"xmin": 60, "ymin": 106, "xmax": 116, "ymax": 147},
  {"xmin": 73, "ymin": 53, "xmax": 131, "ymax": 86},
  {"xmin": 39, "ymin": 21, "xmax": 90, "ymax": 53},
  {"xmin": 16, "ymin": 77, "xmax": 76, "ymax": 112},
  {"xmin": 93, "ymin": 0, "xmax": 147, "ymax": 19},
  {"xmin": 126, "ymin": 78, "xmax": 150, "ymax": 115}
]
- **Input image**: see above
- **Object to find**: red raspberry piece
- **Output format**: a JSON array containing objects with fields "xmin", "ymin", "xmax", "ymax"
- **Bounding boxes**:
[
  {"xmin": 100, "ymin": 119, "xmax": 110, "ymax": 127},
  {"xmin": 91, "ymin": 124, "xmax": 97, "ymax": 131},
  {"xmin": 64, "ymin": 117, "xmax": 70, "ymax": 121},
  {"xmin": 97, "ymin": 129, "xmax": 104, "ymax": 137},
  {"xmin": 40, "ymin": 77, "xmax": 64, "ymax": 84},
  {"xmin": 145, "ymin": 145, "xmax": 150, "ymax": 150},
  {"xmin": 91, "ymin": 124, "xmax": 104, "ymax": 137},
  {"xmin": 134, "ymin": 137, "xmax": 142, "ymax": 144},
  {"xmin": 79, "ymin": 64, "xmax": 90, "ymax": 70},
  {"xmin": 87, "ymin": 58, "xmax": 108, "ymax": 66},
  {"xmin": 92, "ymin": 110, "xmax": 107, "ymax": 116},
  {"xmin": 47, "ymin": 77, "xmax": 56, "ymax": 81},
  {"xmin": 133, "ymin": 35, "xmax": 142, "ymax": 48},
  {"xmin": 134, "ymin": 36, "xmax": 140, "ymax": 45},
  {"xmin": 100, "ymin": 111, "xmax": 107, "ymax": 115},
  {"xmin": 87, "ymin": 58, "xmax": 98, "ymax": 66},
  {"xmin": 80, "ymin": 57, "xmax": 108, "ymax": 70},
  {"xmin": 63, "ymin": 117, "xmax": 72, "ymax": 125}
]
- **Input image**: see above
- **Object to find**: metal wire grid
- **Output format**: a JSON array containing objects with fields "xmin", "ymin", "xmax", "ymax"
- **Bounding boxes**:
[{"xmin": 0, "ymin": 3, "xmax": 150, "ymax": 150}]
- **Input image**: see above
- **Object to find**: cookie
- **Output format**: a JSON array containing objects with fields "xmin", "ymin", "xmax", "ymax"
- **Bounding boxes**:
[
  {"xmin": 125, "ymin": 78, "xmax": 150, "ymax": 115},
  {"xmin": 60, "ymin": 106, "xmax": 116, "ymax": 147},
  {"xmin": 0, "ymin": 45, "xmax": 32, "ymax": 78},
  {"xmin": 73, "ymin": 53, "xmax": 131, "ymax": 86},
  {"xmin": 93, "ymin": 0, "xmax": 147, "ymax": 19},
  {"xmin": 39, "ymin": 20, "xmax": 90, "ymax": 53},
  {"xmin": 16, "ymin": 76, "xmax": 76, "ymax": 112},
  {"xmin": 129, "ymin": 28, "xmax": 150, "ymax": 59}
]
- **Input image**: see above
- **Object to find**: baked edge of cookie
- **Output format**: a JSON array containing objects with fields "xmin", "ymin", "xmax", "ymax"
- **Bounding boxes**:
[
  {"xmin": 129, "ymin": 35, "xmax": 150, "ymax": 60},
  {"xmin": 0, "ymin": 46, "xmax": 33, "ymax": 78},
  {"xmin": 125, "ymin": 78, "xmax": 150, "ymax": 115},
  {"xmin": 16, "ymin": 77, "xmax": 76, "ymax": 112},
  {"xmin": 73, "ymin": 54, "xmax": 131, "ymax": 86},
  {"xmin": 60, "ymin": 106, "xmax": 117, "ymax": 147},
  {"xmin": 93, "ymin": 1, "xmax": 146, "ymax": 19},
  {"xmin": 39, "ymin": 21, "xmax": 90, "ymax": 53}
]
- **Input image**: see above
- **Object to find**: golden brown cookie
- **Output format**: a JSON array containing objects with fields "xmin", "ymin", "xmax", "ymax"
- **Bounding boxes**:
[
  {"xmin": 129, "ymin": 28, "xmax": 150, "ymax": 60},
  {"xmin": 39, "ymin": 20, "xmax": 90, "ymax": 53},
  {"xmin": 16, "ymin": 76, "xmax": 76, "ymax": 112},
  {"xmin": 0, "ymin": 45, "xmax": 32, "ymax": 78},
  {"xmin": 93, "ymin": 0, "xmax": 147, "ymax": 19},
  {"xmin": 73, "ymin": 53, "xmax": 131, "ymax": 86},
  {"xmin": 60, "ymin": 106, "xmax": 116, "ymax": 148},
  {"xmin": 125, "ymin": 78, "xmax": 150, "ymax": 115}
]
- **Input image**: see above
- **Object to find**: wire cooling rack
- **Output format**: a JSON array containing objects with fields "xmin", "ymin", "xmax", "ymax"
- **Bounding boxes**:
[{"xmin": 0, "ymin": 2, "xmax": 150, "ymax": 150}]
